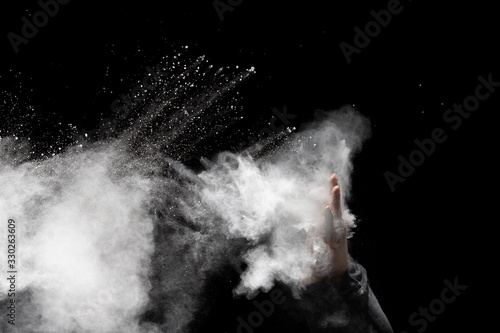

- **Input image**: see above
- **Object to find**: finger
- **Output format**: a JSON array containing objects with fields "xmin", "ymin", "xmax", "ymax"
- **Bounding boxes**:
[
  {"xmin": 324, "ymin": 206, "xmax": 334, "ymax": 243},
  {"xmin": 331, "ymin": 184, "xmax": 347, "ymax": 245},
  {"xmin": 329, "ymin": 173, "xmax": 338, "ymax": 194},
  {"xmin": 330, "ymin": 185, "xmax": 342, "ymax": 220}
]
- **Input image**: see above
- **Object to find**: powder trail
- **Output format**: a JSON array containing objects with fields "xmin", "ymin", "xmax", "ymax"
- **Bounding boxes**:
[{"xmin": 0, "ymin": 55, "xmax": 370, "ymax": 332}]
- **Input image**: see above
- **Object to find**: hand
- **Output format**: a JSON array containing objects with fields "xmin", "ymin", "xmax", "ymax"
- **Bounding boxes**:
[{"xmin": 301, "ymin": 173, "xmax": 351, "ymax": 285}]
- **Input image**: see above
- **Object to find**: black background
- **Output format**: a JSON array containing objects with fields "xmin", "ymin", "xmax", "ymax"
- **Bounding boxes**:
[{"xmin": 1, "ymin": 0, "xmax": 497, "ymax": 332}]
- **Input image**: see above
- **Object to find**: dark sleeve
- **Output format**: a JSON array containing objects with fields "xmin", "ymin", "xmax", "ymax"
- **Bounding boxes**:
[{"xmin": 300, "ymin": 260, "xmax": 393, "ymax": 333}]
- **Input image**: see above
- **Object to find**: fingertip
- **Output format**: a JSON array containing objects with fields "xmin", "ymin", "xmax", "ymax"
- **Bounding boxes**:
[
  {"xmin": 329, "ymin": 173, "xmax": 338, "ymax": 191},
  {"xmin": 331, "ymin": 185, "xmax": 340, "ymax": 199},
  {"xmin": 329, "ymin": 173, "xmax": 338, "ymax": 183}
]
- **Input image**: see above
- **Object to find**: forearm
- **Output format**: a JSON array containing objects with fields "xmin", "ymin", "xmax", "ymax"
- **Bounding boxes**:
[{"xmin": 301, "ymin": 260, "xmax": 393, "ymax": 333}]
